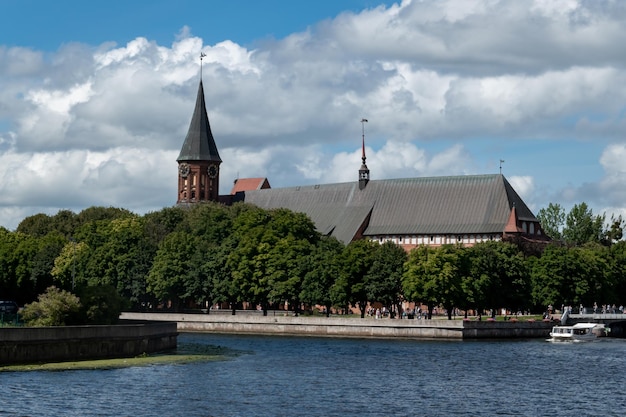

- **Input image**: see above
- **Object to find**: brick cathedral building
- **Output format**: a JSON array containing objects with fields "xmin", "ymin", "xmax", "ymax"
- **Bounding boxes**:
[{"xmin": 177, "ymin": 81, "xmax": 548, "ymax": 250}]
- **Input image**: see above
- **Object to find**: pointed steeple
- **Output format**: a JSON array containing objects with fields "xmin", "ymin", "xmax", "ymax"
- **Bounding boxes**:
[
  {"xmin": 176, "ymin": 78, "xmax": 222, "ymax": 204},
  {"xmin": 177, "ymin": 80, "xmax": 222, "ymax": 163},
  {"xmin": 358, "ymin": 118, "xmax": 370, "ymax": 190}
]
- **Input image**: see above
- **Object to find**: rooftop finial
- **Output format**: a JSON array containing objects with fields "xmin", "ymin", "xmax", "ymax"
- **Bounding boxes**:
[
  {"xmin": 361, "ymin": 118, "xmax": 368, "ymax": 164},
  {"xmin": 499, "ymin": 159, "xmax": 505, "ymax": 174},
  {"xmin": 200, "ymin": 52, "xmax": 207, "ymax": 80},
  {"xmin": 358, "ymin": 118, "xmax": 370, "ymax": 190}
]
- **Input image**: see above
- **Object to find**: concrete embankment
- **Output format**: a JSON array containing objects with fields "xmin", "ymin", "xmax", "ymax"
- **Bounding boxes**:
[
  {"xmin": 120, "ymin": 312, "xmax": 552, "ymax": 340},
  {"xmin": 0, "ymin": 322, "xmax": 177, "ymax": 365}
]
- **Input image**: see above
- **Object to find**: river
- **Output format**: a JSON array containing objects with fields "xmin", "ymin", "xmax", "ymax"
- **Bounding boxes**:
[{"xmin": 1, "ymin": 333, "xmax": 625, "ymax": 416}]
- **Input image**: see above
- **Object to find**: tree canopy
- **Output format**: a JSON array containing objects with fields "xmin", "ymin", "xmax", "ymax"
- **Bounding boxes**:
[{"xmin": 2, "ymin": 200, "xmax": 625, "ymax": 323}]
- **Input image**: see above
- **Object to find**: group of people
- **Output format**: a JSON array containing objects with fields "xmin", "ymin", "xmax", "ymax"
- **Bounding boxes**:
[
  {"xmin": 367, "ymin": 307, "xmax": 390, "ymax": 319},
  {"xmin": 587, "ymin": 303, "xmax": 624, "ymax": 314},
  {"xmin": 545, "ymin": 303, "xmax": 625, "ymax": 319},
  {"xmin": 367, "ymin": 306, "xmax": 427, "ymax": 319}
]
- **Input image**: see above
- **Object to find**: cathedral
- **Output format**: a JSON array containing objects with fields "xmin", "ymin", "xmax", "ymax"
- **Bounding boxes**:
[{"xmin": 177, "ymin": 80, "xmax": 548, "ymax": 251}]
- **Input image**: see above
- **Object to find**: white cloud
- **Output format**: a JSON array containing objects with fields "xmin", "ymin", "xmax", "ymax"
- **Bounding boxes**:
[
  {"xmin": 2, "ymin": 0, "xmax": 626, "ymax": 229},
  {"xmin": 598, "ymin": 143, "xmax": 626, "ymax": 206},
  {"xmin": 509, "ymin": 176, "xmax": 535, "ymax": 202}
]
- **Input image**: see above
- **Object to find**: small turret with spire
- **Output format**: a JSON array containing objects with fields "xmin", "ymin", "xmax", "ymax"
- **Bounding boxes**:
[{"xmin": 358, "ymin": 118, "xmax": 370, "ymax": 190}]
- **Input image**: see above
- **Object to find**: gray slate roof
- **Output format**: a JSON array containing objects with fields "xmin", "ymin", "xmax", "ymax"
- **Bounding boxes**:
[
  {"xmin": 177, "ymin": 81, "xmax": 222, "ymax": 162},
  {"xmin": 241, "ymin": 174, "xmax": 537, "ymax": 244}
]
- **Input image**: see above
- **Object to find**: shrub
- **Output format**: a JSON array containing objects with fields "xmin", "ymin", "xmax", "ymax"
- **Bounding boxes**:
[{"xmin": 21, "ymin": 286, "xmax": 81, "ymax": 326}]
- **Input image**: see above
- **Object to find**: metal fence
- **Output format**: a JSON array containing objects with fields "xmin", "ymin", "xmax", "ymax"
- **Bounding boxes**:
[{"xmin": 0, "ymin": 313, "xmax": 22, "ymax": 327}]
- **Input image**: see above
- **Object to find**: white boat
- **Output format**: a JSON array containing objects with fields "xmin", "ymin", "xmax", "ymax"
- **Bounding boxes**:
[{"xmin": 549, "ymin": 322, "xmax": 606, "ymax": 341}]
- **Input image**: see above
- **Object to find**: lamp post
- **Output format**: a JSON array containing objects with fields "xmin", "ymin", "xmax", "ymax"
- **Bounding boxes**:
[{"xmin": 69, "ymin": 237, "xmax": 76, "ymax": 291}]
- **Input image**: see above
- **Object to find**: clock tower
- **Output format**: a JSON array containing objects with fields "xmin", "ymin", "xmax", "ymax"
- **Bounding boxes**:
[{"xmin": 177, "ymin": 80, "xmax": 222, "ymax": 203}]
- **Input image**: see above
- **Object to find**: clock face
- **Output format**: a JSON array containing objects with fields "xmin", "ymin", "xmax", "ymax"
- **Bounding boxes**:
[
  {"xmin": 179, "ymin": 163, "xmax": 190, "ymax": 177},
  {"xmin": 208, "ymin": 165, "xmax": 218, "ymax": 178}
]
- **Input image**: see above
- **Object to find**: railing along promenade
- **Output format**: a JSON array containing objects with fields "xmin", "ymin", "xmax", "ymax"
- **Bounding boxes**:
[
  {"xmin": 120, "ymin": 311, "xmax": 553, "ymax": 340},
  {"xmin": 569, "ymin": 313, "xmax": 625, "ymax": 323}
]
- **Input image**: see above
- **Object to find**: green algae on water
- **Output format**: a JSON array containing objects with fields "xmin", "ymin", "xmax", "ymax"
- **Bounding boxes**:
[{"xmin": 0, "ymin": 343, "xmax": 240, "ymax": 372}]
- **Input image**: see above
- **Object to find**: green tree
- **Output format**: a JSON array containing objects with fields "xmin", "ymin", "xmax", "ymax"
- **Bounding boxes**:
[
  {"xmin": 603, "ymin": 214, "xmax": 624, "ymax": 245},
  {"xmin": 211, "ymin": 235, "xmax": 240, "ymax": 314},
  {"xmin": 536, "ymin": 203, "xmax": 565, "ymax": 240},
  {"xmin": 0, "ymin": 228, "xmax": 21, "ymax": 300},
  {"xmin": 0, "ymin": 230, "xmax": 50, "ymax": 304},
  {"xmin": 183, "ymin": 202, "xmax": 235, "ymax": 243},
  {"xmin": 10, "ymin": 231, "xmax": 70, "ymax": 304},
  {"xmin": 530, "ymin": 244, "xmax": 609, "ymax": 311},
  {"xmin": 196, "ymin": 240, "xmax": 233, "ymax": 312},
  {"xmin": 49, "ymin": 209, "xmax": 79, "ymax": 238},
  {"xmin": 16, "ymin": 213, "xmax": 55, "ymax": 237},
  {"xmin": 465, "ymin": 241, "xmax": 529, "ymax": 317},
  {"xmin": 227, "ymin": 206, "xmax": 319, "ymax": 315},
  {"xmin": 227, "ymin": 206, "xmax": 275, "ymax": 314},
  {"xmin": 143, "ymin": 206, "xmax": 188, "ymax": 247},
  {"xmin": 301, "ymin": 236, "xmax": 344, "ymax": 316},
  {"xmin": 403, "ymin": 245, "xmax": 464, "ymax": 319},
  {"xmin": 51, "ymin": 239, "xmax": 88, "ymax": 291},
  {"xmin": 335, "ymin": 239, "xmax": 378, "ymax": 318},
  {"xmin": 82, "ymin": 217, "xmax": 148, "ymax": 303},
  {"xmin": 267, "ymin": 235, "xmax": 313, "ymax": 315},
  {"xmin": 265, "ymin": 209, "xmax": 318, "ymax": 315},
  {"xmin": 609, "ymin": 241, "xmax": 626, "ymax": 307},
  {"xmin": 147, "ymin": 231, "xmax": 198, "ymax": 310},
  {"xmin": 76, "ymin": 284, "xmax": 127, "ymax": 324},
  {"xmin": 563, "ymin": 202, "xmax": 604, "ymax": 245},
  {"xmin": 365, "ymin": 241, "xmax": 407, "ymax": 318},
  {"xmin": 76, "ymin": 206, "xmax": 134, "ymax": 225},
  {"xmin": 27, "ymin": 232, "xmax": 67, "ymax": 298}
]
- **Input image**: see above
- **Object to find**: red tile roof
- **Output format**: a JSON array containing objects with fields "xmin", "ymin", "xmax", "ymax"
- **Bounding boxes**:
[
  {"xmin": 230, "ymin": 178, "xmax": 271, "ymax": 194},
  {"xmin": 504, "ymin": 206, "xmax": 523, "ymax": 234}
]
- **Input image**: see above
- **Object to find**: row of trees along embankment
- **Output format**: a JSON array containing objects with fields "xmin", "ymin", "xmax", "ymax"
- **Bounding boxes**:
[{"xmin": 1, "ymin": 202, "xmax": 625, "ymax": 322}]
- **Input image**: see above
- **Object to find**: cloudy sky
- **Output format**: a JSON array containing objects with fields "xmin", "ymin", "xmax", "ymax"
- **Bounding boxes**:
[{"xmin": 1, "ymin": 0, "xmax": 626, "ymax": 231}]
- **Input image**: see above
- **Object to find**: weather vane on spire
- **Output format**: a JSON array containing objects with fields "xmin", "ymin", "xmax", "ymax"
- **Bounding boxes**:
[
  {"xmin": 200, "ymin": 52, "xmax": 207, "ymax": 79},
  {"xmin": 500, "ymin": 159, "xmax": 505, "ymax": 174}
]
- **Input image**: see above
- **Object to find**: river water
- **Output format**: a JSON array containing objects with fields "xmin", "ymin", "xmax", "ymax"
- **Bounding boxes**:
[{"xmin": 1, "ymin": 333, "xmax": 625, "ymax": 417}]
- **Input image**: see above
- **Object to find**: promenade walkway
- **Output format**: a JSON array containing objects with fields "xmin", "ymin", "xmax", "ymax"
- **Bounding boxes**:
[{"xmin": 120, "ymin": 312, "xmax": 553, "ymax": 339}]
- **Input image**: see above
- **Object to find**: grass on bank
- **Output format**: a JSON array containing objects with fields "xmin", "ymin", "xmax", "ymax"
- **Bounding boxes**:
[{"xmin": 0, "ymin": 343, "xmax": 240, "ymax": 372}]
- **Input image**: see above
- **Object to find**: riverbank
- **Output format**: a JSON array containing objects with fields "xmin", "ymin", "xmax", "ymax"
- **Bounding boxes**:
[{"xmin": 120, "ymin": 312, "xmax": 553, "ymax": 339}]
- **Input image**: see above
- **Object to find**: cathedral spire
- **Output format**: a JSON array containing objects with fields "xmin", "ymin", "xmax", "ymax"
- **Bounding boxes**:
[
  {"xmin": 176, "ymin": 71, "xmax": 222, "ymax": 204},
  {"xmin": 177, "ymin": 80, "xmax": 221, "ymax": 163},
  {"xmin": 358, "ymin": 118, "xmax": 370, "ymax": 190}
]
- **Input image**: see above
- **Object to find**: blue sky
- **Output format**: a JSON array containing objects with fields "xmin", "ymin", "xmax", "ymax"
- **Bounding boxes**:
[
  {"xmin": 1, "ymin": 0, "xmax": 626, "ymax": 231},
  {"xmin": 2, "ymin": 0, "xmax": 382, "ymax": 49}
]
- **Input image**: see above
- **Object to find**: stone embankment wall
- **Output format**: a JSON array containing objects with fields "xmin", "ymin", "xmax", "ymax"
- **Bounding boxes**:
[
  {"xmin": 120, "ymin": 312, "xmax": 552, "ymax": 339},
  {"xmin": 0, "ymin": 322, "xmax": 177, "ymax": 365}
]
